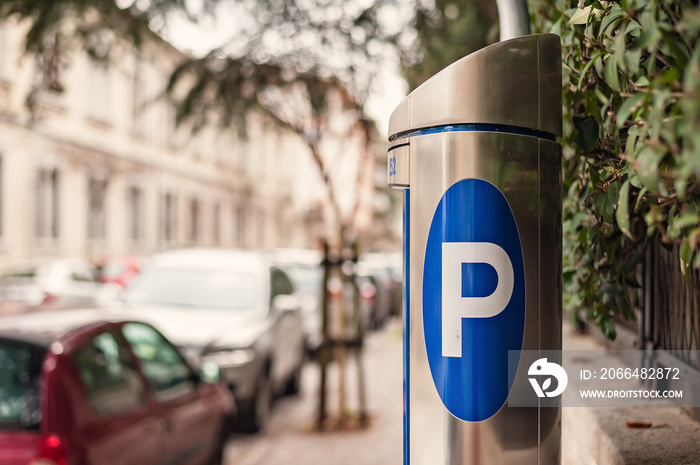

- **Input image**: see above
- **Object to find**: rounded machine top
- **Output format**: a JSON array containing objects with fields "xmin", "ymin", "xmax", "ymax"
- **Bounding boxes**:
[{"xmin": 388, "ymin": 34, "xmax": 562, "ymax": 141}]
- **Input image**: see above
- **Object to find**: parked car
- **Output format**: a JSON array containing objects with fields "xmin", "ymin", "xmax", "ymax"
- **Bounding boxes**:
[
  {"xmin": 96, "ymin": 256, "xmax": 142, "ymax": 289},
  {"xmin": 0, "ymin": 259, "xmax": 107, "ymax": 314},
  {"xmin": 356, "ymin": 253, "xmax": 400, "ymax": 329},
  {"xmin": 114, "ymin": 248, "xmax": 306, "ymax": 432},
  {"xmin": 272, "ymin": 249, "xmax": 324, "ymax": 355},
  {"xmin": 0, "ymin": 309, "xmax": 234, "ymax": 465}
]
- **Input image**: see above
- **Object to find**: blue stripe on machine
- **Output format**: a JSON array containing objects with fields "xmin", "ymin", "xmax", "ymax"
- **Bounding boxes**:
[
  {"xmin": 389, "ymin": 123, "xmax": 557, "ymax": 143},
  {"xmin": 403, "ymin": 189, "xmax": 410, "ymax": 465}
]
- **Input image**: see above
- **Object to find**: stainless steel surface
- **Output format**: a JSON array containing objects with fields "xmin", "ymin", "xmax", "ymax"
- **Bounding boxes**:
[
  {"xmin": 406, "ymin": 132, "xmax": 560, "ymax": 465},
  {"xmin": 496, "ymin": 0, "xmax": 531, "ymax": 41},
  {"xmin": 388, "ymin": 35, "xmax": 562, "ymax": 140},
  {"xmin": 537, "ymin": 137, "xmax": 563, "ymax": 465}
]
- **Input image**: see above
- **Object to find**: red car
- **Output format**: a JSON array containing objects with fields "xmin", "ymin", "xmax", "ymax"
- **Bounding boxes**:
[{"xmin": 0, "ymin": 310, "xmax": 234, "ymax": 465}]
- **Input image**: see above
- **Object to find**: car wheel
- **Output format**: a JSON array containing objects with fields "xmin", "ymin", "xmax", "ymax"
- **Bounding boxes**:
[{"xmin": 241, "ymin": 371, "xmax": 272, "ymax": 433}]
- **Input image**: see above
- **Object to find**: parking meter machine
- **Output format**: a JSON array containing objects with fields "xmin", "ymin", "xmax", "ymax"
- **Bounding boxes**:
[{"xmin": 388, "ymin": 34, "xmax": 562, "ymax": 465}]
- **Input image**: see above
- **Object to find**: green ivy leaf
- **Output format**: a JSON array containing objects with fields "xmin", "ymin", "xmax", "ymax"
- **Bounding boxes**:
[
  {"xmin": 634, "ymin": 76, "xmax": 650, "ymax": 87},
  {"xmin": 624, "ymin": 47, "xmax": 643, "ymax": 75},
  {"xmin": 608, "ymin": 179, "xmax": 620, "ymax": 204},
  {"xmin": 578, "ymin": 51, "xmax": 605, "ymax": 89},
  {"xmin": 601, "ymin": 5, "xmax": 625, "ymax": 35},
  {"xmin": 677, "ymin": 212, "xmax": 700, "ymax": 230},
  {"xmin": 569, "ymin": 6, "xmax": 593, "ymax": 25},
  {"xmin": 604, "ymin": 54, "xmax": 620, "ymax": 91},
  {"xmin": 601, "ymin": 317, "xmax": 617, "ymax": 340},
  {"xmin": 636, "ymin": 147, "xmax": 661, "ymax": 193},
  {"xmin": 531, "ymin": 0, "xmax": 700, "ymax": 341},
  {"xmin": 573, "ymin": 116, "xmax": 600, "ymax": 155},
  {"xmin": 680, "ymin": 241, "xmax": 692, "ymax": 280},
  {"xmin": 626, "ymin": 126, "xmax": 641, "ymax": 157},
  {"xmin": 679, "ymin": 6, "xmax": 700, "ymax": 36},
  {"xmin": 635, "ymin": 187, "xmax": 649, "ymax": 211},
  {"xmin": 613, "ymin": 29, "xmax": 628, "ymax": 72},
  {"xmin": 636, "ymin": 6, "xmax": 662, "ymax": 50},
  {"xmin": 616, "ymin": 180, "xmax": 633, "ymax": 238},
  {"xmin": 616, "ymin": 93, "xmax": 645, "ymax": 128},
  {"xmin": 603, "ymin": 198, "xmax": 614, "ymax": 224}
]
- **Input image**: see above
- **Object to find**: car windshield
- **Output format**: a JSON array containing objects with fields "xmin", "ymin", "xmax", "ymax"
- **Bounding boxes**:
[
  {"xmin": 123, "ymin": 268, "xmax": 259, "ymax": 310},
  {"xmin": 0, "ymin": 340, "xmax": 45, "ymax": 431},
  {"xmin": 284, "ymin": 266, "xmax": 322, "ymax": 294}
]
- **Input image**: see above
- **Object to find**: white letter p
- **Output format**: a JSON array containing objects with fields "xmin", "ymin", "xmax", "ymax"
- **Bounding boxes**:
[{"xmin": 441, "ymin": 242, "xmax": 514, "ymax": 358}]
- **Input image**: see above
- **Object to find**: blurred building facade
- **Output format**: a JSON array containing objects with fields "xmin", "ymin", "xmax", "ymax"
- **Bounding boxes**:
[{"xmin": 0, "ymin": 17, "xmax": 393, "ymax": 271}]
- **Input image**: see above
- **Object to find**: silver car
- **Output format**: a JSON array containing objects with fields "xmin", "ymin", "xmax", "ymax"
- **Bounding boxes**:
[
  {"xmin": 114, "ymin": 248, "xmax": 305, "ymax": 432},
  {"xmin": 272, "ymin": 249, "xmax": 324, "ymax": 355}
]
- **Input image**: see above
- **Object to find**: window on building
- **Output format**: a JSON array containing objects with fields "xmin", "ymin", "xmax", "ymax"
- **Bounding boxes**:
[
  {"xmin": 129, "ymin": 186, "xmax": 143, "ymax": 242},
  {"xmin": 276, "ymin": 207, "xmax": 286, "ymax": 248},
  {"xmin": 164, "ymin": 100, "xmax": 178, "ymax": 149},
  {"xmin": 234, "ymin": 203, "xmax": 246, "ymax": 247},
  {"xmin": 189, "ymin": 198, "xmax": 199, "ymax": 245},
  {"xmin": 36, "ymin": 168, "xmax": 59, "ymax": 239},
  {"xmin": 257, "ymin": 208, "xmax": 266, "ymax": 248},
  {"xmin": 88, "ymin": 176, "xmax": 106, "ymax": 240},
  {"xmin": 87, "ymin": 59, "xmax": 111, "ymax": 123},
  {"xmin": 161, "ymin": 192, "xmax": 176, "ymax": 244},
  {"xmin": 212, "ymin": 202, "xmax": 221, "ymax": 245}
]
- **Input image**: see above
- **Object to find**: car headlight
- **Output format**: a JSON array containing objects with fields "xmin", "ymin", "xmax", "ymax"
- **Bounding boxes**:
[
  {"xmin": 203, "ymin": 348, "xmax": 255, "ymax": 367},
  {"xmin": 199, "ymin": 362, "xmax": 221, "ymax": 384}
]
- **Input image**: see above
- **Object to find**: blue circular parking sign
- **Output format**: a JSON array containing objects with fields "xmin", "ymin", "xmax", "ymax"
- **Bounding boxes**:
[{"xmin": 423, "ymin": 178, "xmax": 525, "ymax": 422}]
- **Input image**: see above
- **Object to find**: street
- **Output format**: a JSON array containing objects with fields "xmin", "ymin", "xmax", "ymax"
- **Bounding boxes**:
[{"xmin": 224, "ymin": 320, "xmax": 403, "ymax": 465}]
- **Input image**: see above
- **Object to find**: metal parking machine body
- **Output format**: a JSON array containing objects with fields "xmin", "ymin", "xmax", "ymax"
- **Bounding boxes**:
[{"xmin": 388, "ymin": 34, "xmax": 562, "ymax": 465}]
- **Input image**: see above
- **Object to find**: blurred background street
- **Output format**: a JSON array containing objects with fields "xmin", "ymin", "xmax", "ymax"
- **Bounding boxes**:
[{"xmin": 1, "ymin": 0, "xmax": 700, "ymax": 464}]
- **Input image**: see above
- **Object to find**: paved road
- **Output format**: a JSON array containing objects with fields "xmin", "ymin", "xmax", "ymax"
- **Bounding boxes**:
[{"xmin": 224, "ymin": 321, "xmax": 403, "ymax": 465}]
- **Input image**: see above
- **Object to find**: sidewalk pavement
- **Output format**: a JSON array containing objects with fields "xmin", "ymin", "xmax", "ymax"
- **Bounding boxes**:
[
  {"xmin": 224, "ymin": 318, "xmax": 700, "ymax": 465},
  {"xmin": 224, "ymin": 319, "xmax": 403, "ymax": 465},
  {"xmin": 562, "ymin": 322, "xmax": 700, "ymax": 465}
]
